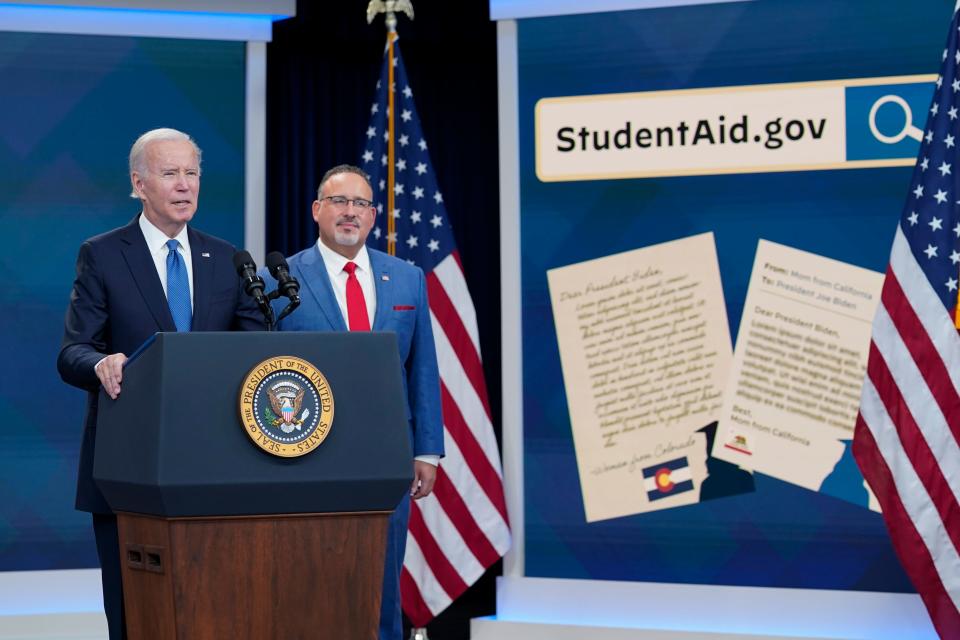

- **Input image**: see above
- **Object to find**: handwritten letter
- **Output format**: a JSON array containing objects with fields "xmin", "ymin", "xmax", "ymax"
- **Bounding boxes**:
[{"xmin": 548, "ymin": 232, "xmax": 733, "ymax": 521}]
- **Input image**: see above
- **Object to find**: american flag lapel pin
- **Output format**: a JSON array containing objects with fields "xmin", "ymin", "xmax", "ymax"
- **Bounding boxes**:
[
  {"xmin": 201, "ymin": 252, "xmax": 211, "ymax": 258},
  {"xmin": 381, "ymin": 274, "xmax": 390, "ymax": 281}
]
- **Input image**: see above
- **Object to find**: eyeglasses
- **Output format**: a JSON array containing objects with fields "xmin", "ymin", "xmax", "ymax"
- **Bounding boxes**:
[{"xmin": 320, "ymin": 195, "xmax": 374, "ymax": 211}]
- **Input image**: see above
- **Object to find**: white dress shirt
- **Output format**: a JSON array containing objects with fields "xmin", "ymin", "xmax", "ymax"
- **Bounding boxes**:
[
  {"xmin": 316, "ymin": 237, "xmax": 376, "ymax": 328},
  {"xmin": 139, "ymin": 213, "xmax": 194, "ymax": 310}
]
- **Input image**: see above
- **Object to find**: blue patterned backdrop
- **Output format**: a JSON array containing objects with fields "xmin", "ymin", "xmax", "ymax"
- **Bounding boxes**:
[
  {"xmin": 0, "ymin": 32, "xmax": 244, "ymax": 571},
  {"xmin": 519, "ymin": 0, "xmax": 954, "ymax": 591}
]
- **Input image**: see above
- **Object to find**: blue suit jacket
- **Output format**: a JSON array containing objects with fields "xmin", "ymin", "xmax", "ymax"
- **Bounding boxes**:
[
  {"xmin": 261, "ymin": 244, "xmax": 444, "ymax": 458},
  {"xmin": 58, "ymin": 217, "xmax": 264, "ymax": 513}
]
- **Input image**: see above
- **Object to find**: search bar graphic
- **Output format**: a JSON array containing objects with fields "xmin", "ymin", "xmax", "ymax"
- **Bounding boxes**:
[{"xmin": 868, "ymin": 95, "xmax": 925, "ymax": 144}]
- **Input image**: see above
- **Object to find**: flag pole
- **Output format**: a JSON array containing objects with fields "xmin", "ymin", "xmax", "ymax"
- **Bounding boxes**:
[
  {"xmin": 387, "ymin": 30, "xmax": 396, "ymax": 256},
  {"xmin": 360, "ymin": 0, "xmax": 511, "ymax": 629},
  {"xmin": 367, "ymin": 1, "xmax": 415, "ymax": 257},
  {"xmin": 955, "ymin": 0, "xmax": 960, "ymax": 329},
  {"xmin": 364, "ymin": 0, "xmax": 432, "ymax": 629}
]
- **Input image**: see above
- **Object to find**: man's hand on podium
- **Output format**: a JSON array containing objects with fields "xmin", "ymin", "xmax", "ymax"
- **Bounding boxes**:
[{"xmin": 95, "ymin": 353, "xmax": 128, "ymax": 400}]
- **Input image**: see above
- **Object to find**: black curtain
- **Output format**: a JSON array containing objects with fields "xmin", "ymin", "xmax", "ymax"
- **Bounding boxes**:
[{"xmin": 266, "ymin": 2, "xmax": 501, "ymax": 636}]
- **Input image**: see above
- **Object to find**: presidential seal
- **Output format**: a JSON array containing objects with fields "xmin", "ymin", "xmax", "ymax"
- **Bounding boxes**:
[{"xmin": 239, "ymin": 356, "xmax": 334, "ymax": 457}]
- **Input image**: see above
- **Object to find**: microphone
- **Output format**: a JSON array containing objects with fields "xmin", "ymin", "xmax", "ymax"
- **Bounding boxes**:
[
  {"xmin": 233, "ymin": 251, "xmax": 267, "ymax": 302},
  {"xmin": 265, "ymin": 251, "xmax": 301, "ymax": 323},
  {"xmin": 265, "ymin": 252, "xmax": 301, "ymax": 304},
  {"xmin": 233, "ymin": 250, "xmax": 274, "ymax": 329}
]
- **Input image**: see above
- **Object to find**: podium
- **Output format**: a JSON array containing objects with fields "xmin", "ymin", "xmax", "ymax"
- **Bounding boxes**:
[{"xmin": 94, "ymin": 332, "xmax": 413, "ymax": 640}]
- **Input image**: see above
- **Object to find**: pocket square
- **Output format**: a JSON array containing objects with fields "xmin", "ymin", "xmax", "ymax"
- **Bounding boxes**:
[{"xmin": 393, "ymin": 305, "xmax": 415, "ymax": 311}]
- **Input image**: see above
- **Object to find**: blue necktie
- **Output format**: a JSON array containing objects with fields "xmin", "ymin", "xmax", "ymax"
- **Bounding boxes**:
[{"xmin": 165, "ymin": 239, "xmax": 192, "ymax": 332}]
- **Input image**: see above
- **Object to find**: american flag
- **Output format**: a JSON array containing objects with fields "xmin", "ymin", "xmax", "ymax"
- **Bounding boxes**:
[
  {"xmin": 853, "ymin": 6, "xmax": 960, "ymax": 638},
  {"xmin": 360, "ymin": 35, "xmax": 511, "ymax": 626}
]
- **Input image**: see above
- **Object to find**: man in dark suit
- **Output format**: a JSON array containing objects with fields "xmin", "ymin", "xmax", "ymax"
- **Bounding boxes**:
[
  {"xmin": 57, "ymin": 128, "xmax": 263, "ymax": 640},
  {"xmin": 261, "ymin": 164, "xmax": 444, "ymax": 640}
]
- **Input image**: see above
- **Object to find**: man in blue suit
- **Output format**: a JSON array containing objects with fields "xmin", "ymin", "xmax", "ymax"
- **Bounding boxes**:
[
  {"xmin": 262, "ymin": 164, "xmax": 443, "ymax": 640},
  {"xmin": 58, "ymin": 128, "xmax": 264, "ymax": 640}
]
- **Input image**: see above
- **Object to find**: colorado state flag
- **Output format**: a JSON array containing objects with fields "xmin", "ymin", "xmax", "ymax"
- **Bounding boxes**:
[{"xmin": 642, "ymin": 457, "xmax": 694, "ymax": 502}]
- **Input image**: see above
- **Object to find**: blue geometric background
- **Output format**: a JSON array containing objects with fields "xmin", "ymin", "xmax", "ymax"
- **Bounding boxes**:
[
  {"xmin": 519, "ymin": 0, "xmax": 953, "ymax": 591},
  {"xmin": 0, "ymin": 32, "xmax": 244, "ymax": 571}
]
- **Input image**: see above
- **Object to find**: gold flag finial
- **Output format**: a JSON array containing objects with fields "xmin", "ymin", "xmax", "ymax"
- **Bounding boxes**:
[
  {"xmin": 366, "ymin": 0, "xmax": 414, "ymax": 33},
  {"xmin": 366, "ymin": 1, "xmax": 413, "ymax": 255}
]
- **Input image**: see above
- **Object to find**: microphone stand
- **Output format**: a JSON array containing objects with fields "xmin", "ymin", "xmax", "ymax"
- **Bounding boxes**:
[
  {"xmin": 267, "ymin": 289, "xmax": 300, "ymax": 324},
  {"xmin": 262, "ymin": 301, "xmax": 276, "ymax": 332}
]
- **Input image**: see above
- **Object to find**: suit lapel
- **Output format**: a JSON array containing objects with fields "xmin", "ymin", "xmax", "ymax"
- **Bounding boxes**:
[
  {"xmin": 189, "ymin": 228, "xmax": 212, "ymax": 330},
  {"xmin": 370, "ymin": 250, "xmax": 394, "ymax": 331},
  {"xmin": 299, "ymin": 246, "xmax": 348, "ymax": 331},
  {"xmin": 118, "ymin": 218, "xmax": 176, "ymax": 332}
]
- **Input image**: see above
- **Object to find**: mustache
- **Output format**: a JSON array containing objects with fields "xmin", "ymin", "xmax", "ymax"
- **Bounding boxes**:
[{"xmin": 336, "ymin": 215, "xmax": 360, "ymax": 226}]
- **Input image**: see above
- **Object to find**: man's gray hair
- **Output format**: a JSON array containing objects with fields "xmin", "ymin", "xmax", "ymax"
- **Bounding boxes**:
[
  {"xmin": 128, "ymin": 128, "xmax": 202, "ymax": 198},
  {"xmin": 317, "ymin": 164, "xmax": 372, "ymax": 200}
]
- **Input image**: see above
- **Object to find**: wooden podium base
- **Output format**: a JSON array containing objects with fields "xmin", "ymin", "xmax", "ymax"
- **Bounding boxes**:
[{"xmin": 117, "ymin": 511, "xmax": 390, "ymax": 640}]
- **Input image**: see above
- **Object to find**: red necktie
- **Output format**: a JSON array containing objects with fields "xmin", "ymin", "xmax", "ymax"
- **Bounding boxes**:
[{"xmin": 343, "ymin": 262, "xmax": 370, "ymax": 331}]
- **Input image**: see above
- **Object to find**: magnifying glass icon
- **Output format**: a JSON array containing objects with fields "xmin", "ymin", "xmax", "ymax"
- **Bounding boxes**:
[{"xmin": 868, "ymin": 94, "xmax": 924, "ymax": 144}]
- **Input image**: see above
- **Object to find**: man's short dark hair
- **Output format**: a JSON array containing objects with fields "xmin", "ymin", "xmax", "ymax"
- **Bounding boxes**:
[{"xmin": 317, "ymin": 164, "xmax": 373, "ymax": 199}]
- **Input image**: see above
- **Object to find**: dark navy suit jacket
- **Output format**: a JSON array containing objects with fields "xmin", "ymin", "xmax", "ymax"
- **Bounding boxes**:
[{"xmin": 58, "ymin": 217, "xmax": 264, "ymax": 513}]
